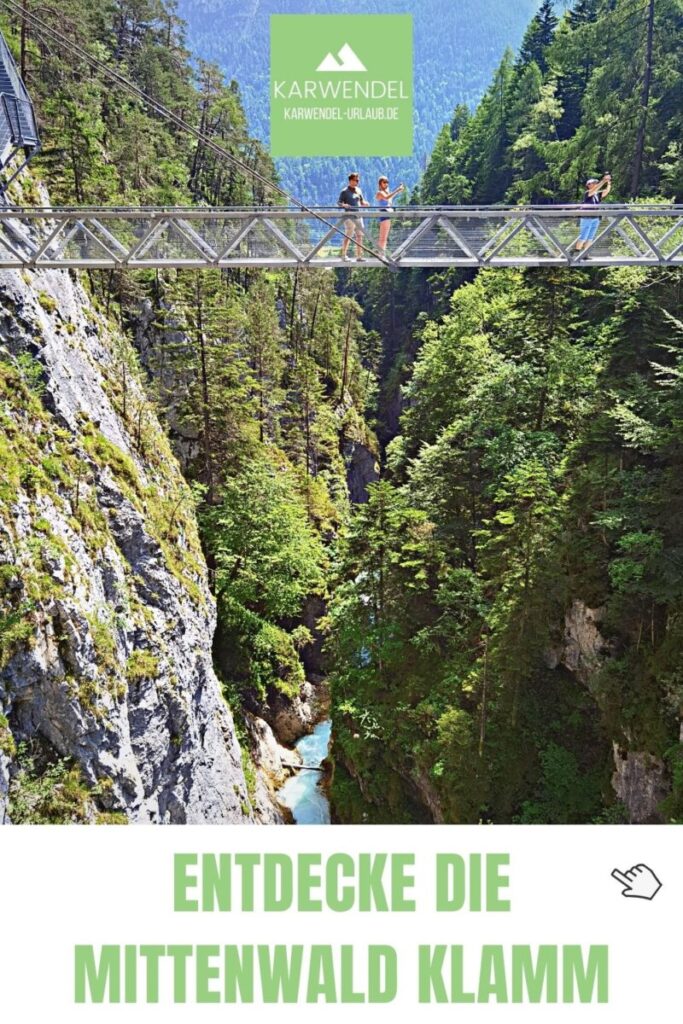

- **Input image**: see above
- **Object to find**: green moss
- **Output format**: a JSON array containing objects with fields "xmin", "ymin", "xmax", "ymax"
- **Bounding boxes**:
[
  {"xmin": 41, "ymin": 454, "xmax": 71, "ymax": 485},
  {"xmin": 241, "ymin": 747, "xmax": 257, "ymax": 804},
  {"xmin": 0, "ymin": 713, "xmax": 16, "ymax": 757},
  {"xmin": 73, "ymin": 676, "xmax": 103, "ymax": 714},
  {"xmin": 37, "ymin": 292, "xmax": 58, "ymax": 314},
  {"xmin": 81, "ymin": 424, "xmax": 141, "ymax": 495},
  {"xmin": 73, "ymin": 492, "xmax": 108, "ymax": 547},
  {"xmin": 80, "ymin": 424, "xmax": 205, "ymax": 605},
  {"xmin": 8, "ymin": 747, "xmax": 93, "ymax": 824},
  {"xmin": 125, "ymin": 649, "xmax": 160, "ymax": 682},
  {"xmin": 95, "ymin": 811, "xmax": 128, "ymax": 824},
  {"xmin": 86, "ymin": 609, "xmax": 118, "ymax": 672},
  {"xmin": 0, "ymin": 603, "xmax": 34, "ymax": 670}
]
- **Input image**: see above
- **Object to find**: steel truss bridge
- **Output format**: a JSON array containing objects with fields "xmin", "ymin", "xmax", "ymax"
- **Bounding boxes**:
[{"xmin": 0, "ymin": 205, "xmax": 681, "ymax": 270}]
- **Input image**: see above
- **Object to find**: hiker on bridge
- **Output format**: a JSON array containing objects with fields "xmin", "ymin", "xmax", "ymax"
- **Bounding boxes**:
[
  {"xmin": 575, "ymin": 173, "xmax": 612, "ymax": 251},
  {"xmin": 376, "ymin": 176, "xmax": 406, "ymax": 254},
  {"xmin": 338, "ymin": 172, "xmax": 369, "ymax": 262}
]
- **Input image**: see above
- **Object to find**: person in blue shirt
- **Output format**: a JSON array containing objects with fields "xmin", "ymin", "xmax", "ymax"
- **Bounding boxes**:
[{"xmin": 575, "ymin": 173, "xmax": 612, "ymax": 251}]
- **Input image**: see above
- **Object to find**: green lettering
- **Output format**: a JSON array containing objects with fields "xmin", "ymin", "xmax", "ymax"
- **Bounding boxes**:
[
  {"xmin": 418, "ymin": 945, "xmax": 448, "ymax": 1002},
  {"xmin": 234, "ymin": 854, "xmax": 259, "ymax": 911},
  {"xmin": 340, "ymin": 946, "xmax": 364, "ymax": 1002},
  {"xmin": 196, "ymin": 945, "xmax": 221, "ymax": 1003},
  {"xmin": 307, "ymin": 946, "xmax": 336, "ymax": 1003},
  {"xmin": 167, "ymin": 945, "xmax": 193, "ymax": 1003},
  {"xmin": 201, "ymin": 854, "xmax": 231, "ymax": 911},
  {"xmin": 298, "ymin": 855, "xmax": 322, "ymax": 911},
  {"xmin": 264, "ymin": 854, "xmax": 293, "ymax": 911},
  {"xmin": 486, "ymin": 854, "xmax": 511, "ymax": 911},
  {"xmin": 140, "ymin": 945, "xmax": 164, "ymax": 1003},
  {"xmin": 435, "ymin": 855, "xmax": 466, "ymax": 911},
  {"xmin": 326, "ymin": 854, "xmax": 355, "ymax": 912},
  {"xmin": 392, "ymin": 854, "xmax": 416, "ymax": 910},
  {"xmin": 259, "ymin": 945, "xmax": 303, "ymax": 1002},
  {"xmin": 512, "ymin": 946, "xmax": 557, "ymax": 1003},
  {"xmin": 449, "ymin": 946, "xmax": 475, "ymax": 1003},
  {"xmin": 478, "ymin": 946, "xmax": 508, "ymax": 1002},
  {"xmin": 174, "ymin": 854, "xmax": 198, "ymax": 912},
  {"xmin": 563, "ymin": 946, "xmax": 608, "ymax": 1003},
  {"xmin": 225, "ymin": 946, "xmax": 254, "ymax": 1003},
  {"xmin": 369, "ymin": 946, "xmax": 398, "ymax": 1003},
  {"xmin": 74, "ymin": 945, "xmax": 120, "ymax": 1004},
  {"xmin": 359, "ymin": 853, "xmax": 388, "ymax": 912},
  {"xmin": 124, "ymin": 944, "xmax": 137, "ymax": 1003}
]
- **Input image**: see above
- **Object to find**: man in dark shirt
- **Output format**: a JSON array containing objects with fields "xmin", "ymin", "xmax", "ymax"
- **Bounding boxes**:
[
  {"xmin": 338, "ymin": 172, "xmax": 370, "ymax": 261},
  {"xmin": 575, "ymin": 173, "xmax": 612, "ymax": 251}
]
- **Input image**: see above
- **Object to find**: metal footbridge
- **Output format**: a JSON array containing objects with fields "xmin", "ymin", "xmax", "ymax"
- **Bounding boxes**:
[{"xmin": 0, "ymin": 205, "xmax": 681, "ymax": 270}]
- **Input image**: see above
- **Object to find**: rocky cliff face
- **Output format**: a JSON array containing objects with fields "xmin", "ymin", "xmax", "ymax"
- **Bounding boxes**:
[
  {"xmin": 343, "ymin": 440, "xmax": 379, "ymax": 505},
  {"xmin": 550, "ymin": 599, "xmax": 669, "ymax": 823},
  {"xmin": 0, "ymin": 265, "xmax": 254, "ymax": 823}
]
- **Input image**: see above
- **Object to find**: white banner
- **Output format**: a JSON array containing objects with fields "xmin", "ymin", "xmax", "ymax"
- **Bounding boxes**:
[{"xmin": 0, "ymin": 825, "xmax": 679, "ymax": 1020}]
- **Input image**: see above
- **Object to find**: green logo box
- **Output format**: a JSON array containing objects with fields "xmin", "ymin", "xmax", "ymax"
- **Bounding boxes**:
[{"xmin": 270, "ymin": 14, "xmax": 413, "ymax": 157}]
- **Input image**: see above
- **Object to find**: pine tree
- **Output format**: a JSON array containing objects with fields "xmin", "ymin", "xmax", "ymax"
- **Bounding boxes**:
[{"xmin": 517, "ymin": 0, "xmax": 558, "ymax": 74}]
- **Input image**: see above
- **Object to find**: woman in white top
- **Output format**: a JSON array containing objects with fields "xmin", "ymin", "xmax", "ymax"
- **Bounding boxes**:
[{"xmin": 375, "ymin": 176, "xmax": 405, "ymax": 253}]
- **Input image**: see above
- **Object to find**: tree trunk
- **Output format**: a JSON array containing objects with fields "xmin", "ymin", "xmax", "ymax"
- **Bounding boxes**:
[
  {"xmin": 196, "ymin": 281, "xmax": 215, "ymax": 502},
  {"xmin": 289, "ymin": 268, "xmax": 299, "ymax": 358},
  {"xmin": 20, "ymin": 0, "xmax": 27, "ymax": 79},
  {"xmin": 341, "ymin": 309, "xmax": 353, "ymax": 397},
  {"xmin": 630, "ymin": 0, "xmax": 655, "ymax": 199}
]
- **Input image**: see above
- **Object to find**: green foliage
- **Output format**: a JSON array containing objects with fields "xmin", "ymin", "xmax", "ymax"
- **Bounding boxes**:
[
  {"xmin": 0, "ymin": 713, "xmax": 16, "ymax": 757},
  {"xmin": 241, "ymin": 747, "xmax": 257, "ymax": 806},
  {"xmin": 203, "ymin": 459, "xmax": 326, "ymax": 700},
  {"xmin": 518, "ymin": 742, "xmax": 602, "ymax": 824},
  {"xmin": 3, "ymin": 0, "xmax": 679, "ymax": 830},
  {"xmin": 329, "ymin": 0, "xmax": 683, "ymax": 824},
  {"xmin": 37, "ymin": 293, "xmax": 58, "ymax": 314},
  {"xmin": 204, "ymin": 460, "xmax": 325, "ymax": 621},
  {"xmin": 420, "ymin": 0, "xmax": 682, "ymax": 205},
  {"xmin": 0, "ymin": 1, "xmax": 275, "ymax": 209},
  {"xmin": 125, "ymin": 650, "xmax": 160, "ymax": 683},
  {"xmin": 0, "ymin": 603, "xmax": 34, "ymax": 671},
  {"xmin": 8, "ymin": 745, "xmax": 94, "ymax": 824},
  {"xmin": 331, "ymin": 262, "xmax": 683, "ymax": 824},
  {"xmin": 0, "ymin": 3, "xmax": 378, "ymax": 781},
  {"xmin": 86, "ymin": 609, "xmax": 118, "ymax": 673}
]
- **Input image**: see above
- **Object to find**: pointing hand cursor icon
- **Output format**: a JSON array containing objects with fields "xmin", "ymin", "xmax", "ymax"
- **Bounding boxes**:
[{"xmin": 611, "ymin": 864, "xmax": 662, "ymax": 900}]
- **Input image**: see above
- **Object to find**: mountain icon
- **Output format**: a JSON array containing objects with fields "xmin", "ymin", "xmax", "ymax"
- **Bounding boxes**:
[{"xmin": 316, "ymin": 43, "xmax": 367, "ymax": 73}]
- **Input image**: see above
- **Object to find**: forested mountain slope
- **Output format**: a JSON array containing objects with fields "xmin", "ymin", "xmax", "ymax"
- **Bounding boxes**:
[
  {"xmin": 178, "ymin": 0, "xmax": 540, "ymax": 203},
  {"xmin": 1, "ymin": 0, "xmax": 680, "ymax": 827},
  {"xmin": 329, "ymin": 0, "xmax": 683, "ymax": 825},
  {"xmin": 419, "ymin": 0, "xmax": 682, "ymax": 205},
  {"xmin": 0, "ymin": 0, "xmax": 377, "ymax": 822}
]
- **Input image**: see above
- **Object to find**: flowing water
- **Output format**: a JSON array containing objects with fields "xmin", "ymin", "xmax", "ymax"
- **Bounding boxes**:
[{"xmin": 279, "ymin": 719, "xmax": 332, "ymax": 825}]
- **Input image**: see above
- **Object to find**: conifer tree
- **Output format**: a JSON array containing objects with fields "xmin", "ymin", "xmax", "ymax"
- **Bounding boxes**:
[{"xmin": 517, "ymin": 0, "xmax": 558, "ymax": 74}]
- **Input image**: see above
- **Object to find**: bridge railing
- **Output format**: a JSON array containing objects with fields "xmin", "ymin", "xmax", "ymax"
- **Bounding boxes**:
[{"xmin": 0, "ymin": 205, "xmax": 681, "ymax": 268}]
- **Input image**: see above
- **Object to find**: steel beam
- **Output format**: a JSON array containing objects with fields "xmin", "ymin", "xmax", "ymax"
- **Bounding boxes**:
[{"xmin": 0, "ymin": 205, "xmax": 679, "ymax": 269}]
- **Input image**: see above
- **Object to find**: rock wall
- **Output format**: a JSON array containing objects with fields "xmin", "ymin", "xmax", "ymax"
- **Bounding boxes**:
[
  {"xmin": 551, "ymin": 600, "xmax": 668, "ymax": 823},
  {"xmin": 343, "ymin": 440, "xmax": 379, "ymax": 505},
  {"xmin": 611, "ymin": 745, "xmax": 669, "ymax": 824},
  {"xmin": 0, "ymin": 265, "xmax": 254, "ymax": 823}
]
